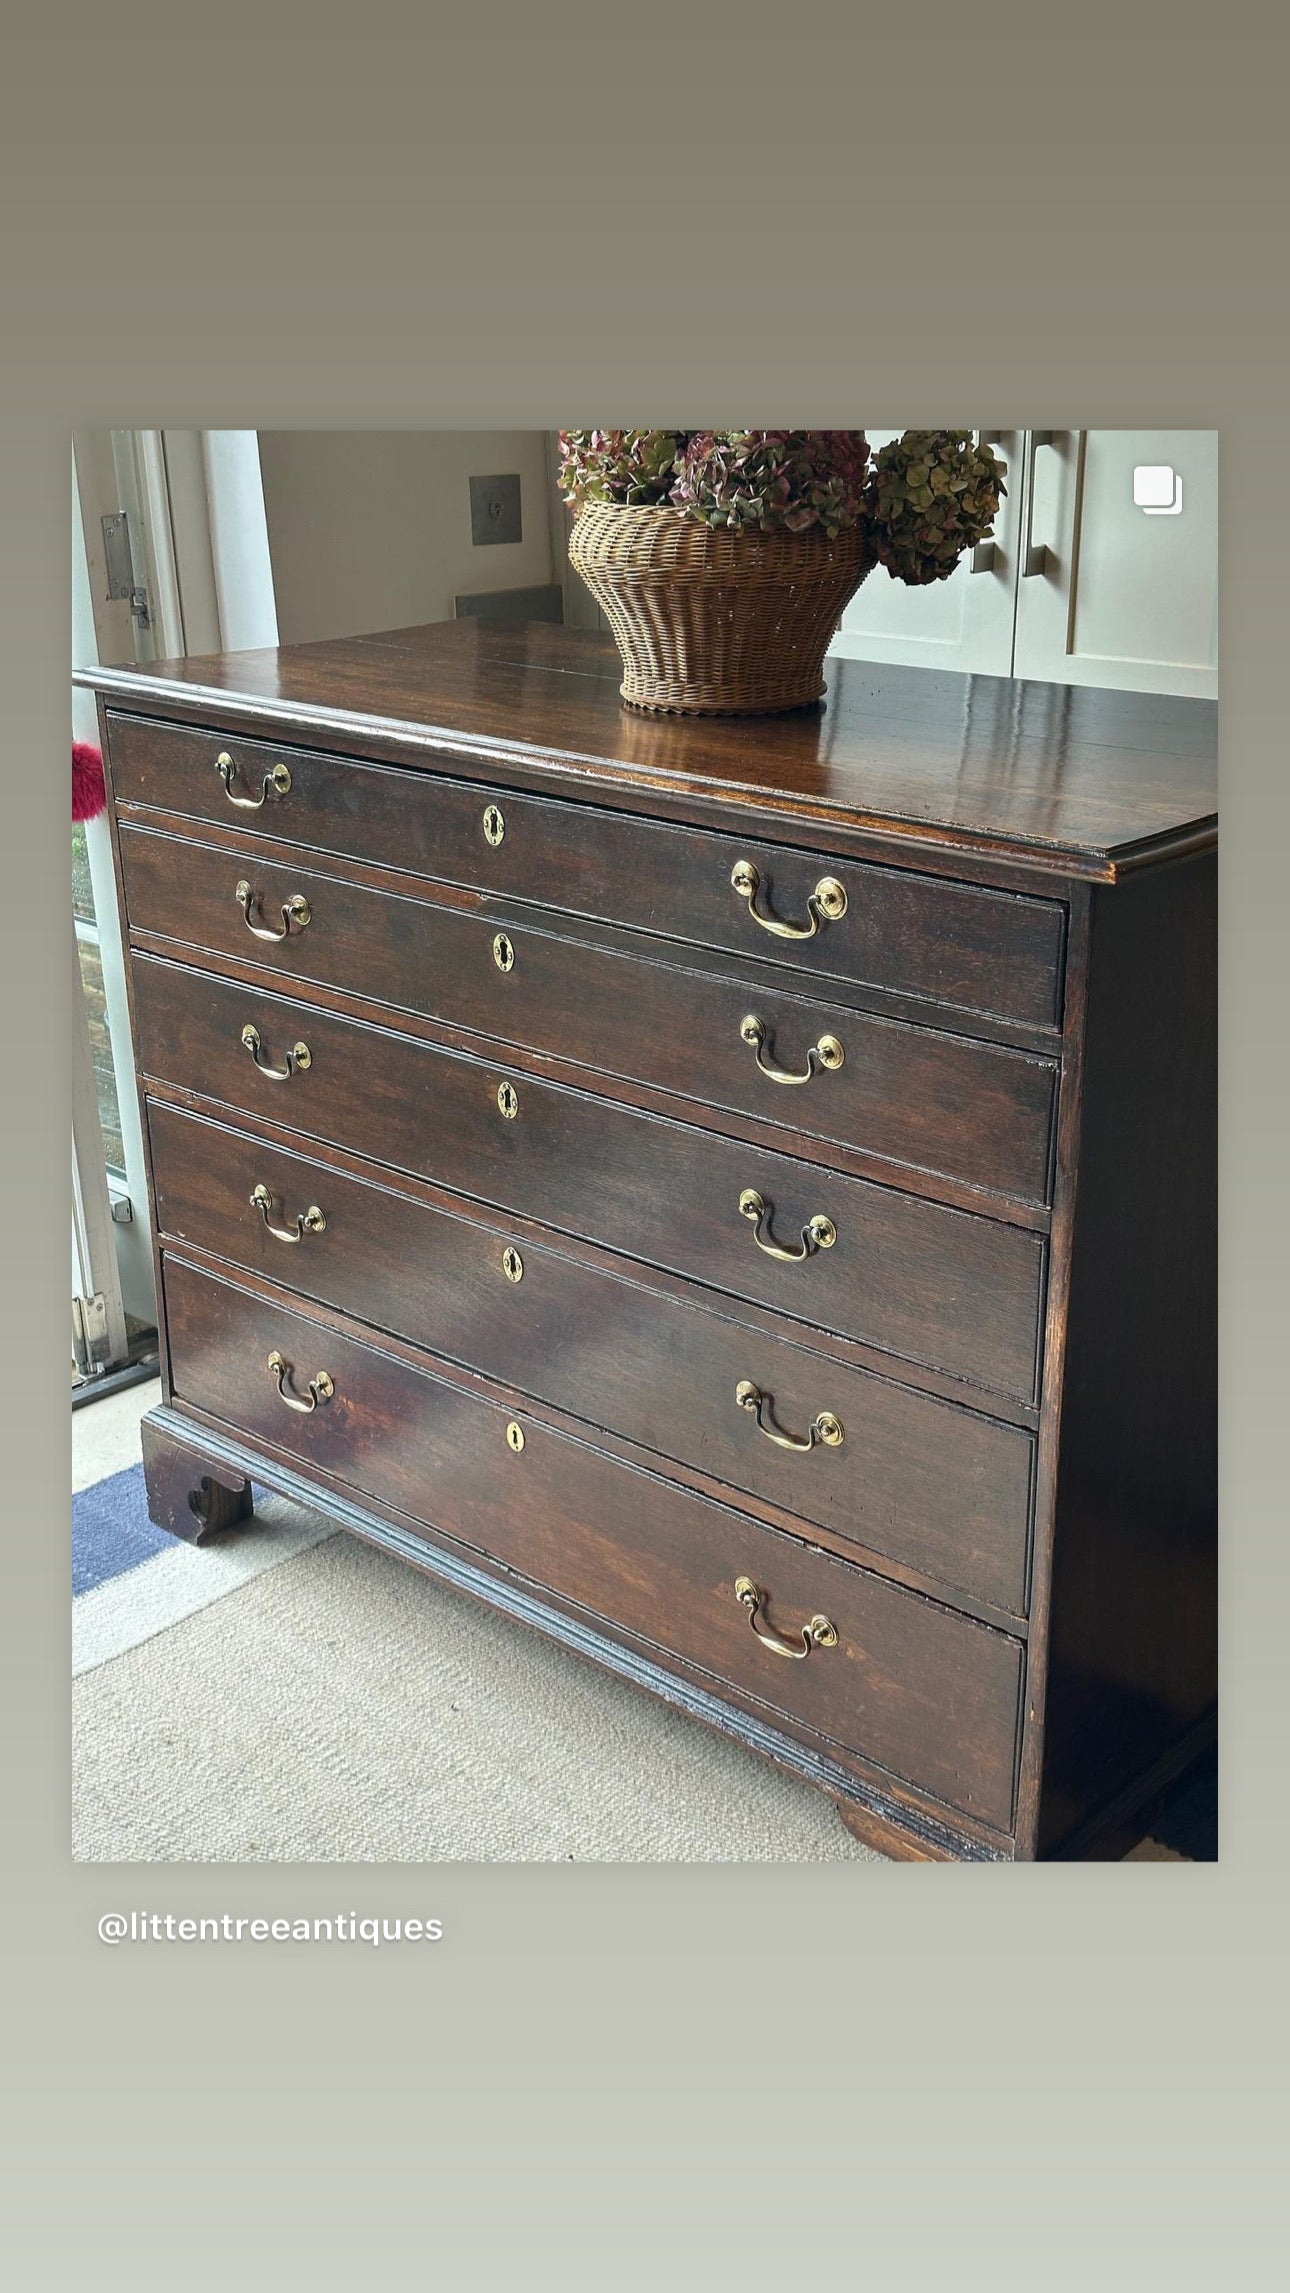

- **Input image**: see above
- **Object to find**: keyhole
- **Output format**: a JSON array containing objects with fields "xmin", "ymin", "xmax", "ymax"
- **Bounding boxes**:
[
  {"xmin": 483, "ymin": 804, "xmax": 506, "ymax": 847},
  {"xmin": 493, "ymin": 932, "xmax": 515, "ymax": 973},
  {"xmin": 505, "ymin": 1421, "xmax": 525, "ymax": 1452},
  {"xmin": 496, "ymin": 1081, "xmax": 519, "ymax": 1120},
  {"xmin": 502, "ymin": 1246, "xmax": 524, "ymax": 1284}
]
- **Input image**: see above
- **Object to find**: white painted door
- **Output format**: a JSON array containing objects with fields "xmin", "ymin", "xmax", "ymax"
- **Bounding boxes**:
[
  {"xmin": 1011, "ymin": 429, "xmax": 1217, "ymax": 697},
  {"xmin": 829, "ymin": 430, "xmax": 1023, "ymax": 677},
  {"xmin": 829, "ymin": 429, "xmax": 1217, "ymax": 699}
]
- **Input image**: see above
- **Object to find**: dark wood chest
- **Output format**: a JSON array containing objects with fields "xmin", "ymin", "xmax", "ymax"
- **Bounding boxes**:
[{"xmin": 78, "ymin": 621, "xmax": 1217, "ymax": 1860}]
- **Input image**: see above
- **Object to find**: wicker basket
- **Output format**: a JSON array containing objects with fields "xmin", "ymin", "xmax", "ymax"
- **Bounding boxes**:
[{"xmin": 567, "ymin": 501, "xmax": 872, "ymax": 716}]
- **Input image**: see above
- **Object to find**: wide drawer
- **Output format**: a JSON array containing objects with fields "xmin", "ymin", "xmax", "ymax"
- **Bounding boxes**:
[
  {"xmin": 149, "ymin": 1101, "xmax": 1037, "ymax": 1612},
  {"xmin": 162, "ymin": 1255, "xmax": 1025, "ymax": 1832},
  {"xmin": 120, "ymin": 825, "xmax": 1057, "ymax": 1205},
  {"xmin": 133, "ymin": 957, "xmax": 1046, "ymax": 1399},
  {"xmin": 106, "ymin": 711, "xmax": 1066, "ymax": 1029}
]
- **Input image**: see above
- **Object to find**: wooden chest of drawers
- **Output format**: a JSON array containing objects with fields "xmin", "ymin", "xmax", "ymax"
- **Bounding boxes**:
[{"xmin": 78, "ymin": 621, "xmax": 1217, "ymax": 1861}]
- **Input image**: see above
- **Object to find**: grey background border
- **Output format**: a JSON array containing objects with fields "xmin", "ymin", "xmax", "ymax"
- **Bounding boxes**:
[{"xmin": 4, "ymin": 4, "xmax": 1285, "ymax": 2281}]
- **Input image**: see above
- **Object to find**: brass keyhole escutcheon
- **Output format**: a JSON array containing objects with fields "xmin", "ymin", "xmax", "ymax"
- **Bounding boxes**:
[
  {"xmin": 505, "ymin": 1421, "xmax": 525, "ymax": 1453},
  {"xmin": 502, "ymin": 1246, "xmax": 524, "ymax": 1284},
  {"xmin": 483, "ymin": 804, "xmax": 506, "ymax": 847},
  {"xmin": 493, "ymin": 932, "xmax": 515, "ymax": 972},
  {"xmin": 496, "ymin": 1081, "xmax": 519, "ymax": 1120}
]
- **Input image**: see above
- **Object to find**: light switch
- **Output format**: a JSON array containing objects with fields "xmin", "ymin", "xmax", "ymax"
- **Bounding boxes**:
[
  {"xmin": 1133, "ymin": 464, "xmax": 1183, "ymax": 515},
  {"xmin": 470, "ymin": 474, "xmax": 523, "ymax": 546}
]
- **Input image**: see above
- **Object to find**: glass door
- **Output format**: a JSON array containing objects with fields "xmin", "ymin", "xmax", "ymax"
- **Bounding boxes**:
[{"xmin": 72, "ymin": 446, "xmax": 156, "ymax": 1389}]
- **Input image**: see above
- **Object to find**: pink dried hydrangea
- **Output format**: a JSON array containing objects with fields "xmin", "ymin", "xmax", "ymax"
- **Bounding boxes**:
[
  {"xmin": 557, "ymin": 430, "xmax": 684, "ymax": 508},
  {"xmin": 670, "ymin": 431, "xmax": 871, "ymax": 537}
]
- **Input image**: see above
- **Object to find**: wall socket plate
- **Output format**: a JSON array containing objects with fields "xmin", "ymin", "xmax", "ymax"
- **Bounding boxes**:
[{"xmin": 470, "ymin": 473, "xmax": 522, "ymax": 546}]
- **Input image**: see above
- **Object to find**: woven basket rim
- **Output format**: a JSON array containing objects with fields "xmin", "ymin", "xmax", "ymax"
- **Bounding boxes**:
[{"xmin": 572, "ymin": 498, "xmax": 866, "ymax": 542}]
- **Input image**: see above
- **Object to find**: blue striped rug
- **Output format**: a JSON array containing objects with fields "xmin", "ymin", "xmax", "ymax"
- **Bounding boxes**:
[
  {"xmin": 73, "ymin": 1464, "xmax": 189, "ymax": 1595},
  {"xmin": 72, "ymin": 1461, "xmax": 335, "ymax": 1677}
]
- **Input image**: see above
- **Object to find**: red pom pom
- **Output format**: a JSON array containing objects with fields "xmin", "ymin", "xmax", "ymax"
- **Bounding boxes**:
[{"xmin": 73, "ymin": 741, "xmax": 106, "ymax": 822}]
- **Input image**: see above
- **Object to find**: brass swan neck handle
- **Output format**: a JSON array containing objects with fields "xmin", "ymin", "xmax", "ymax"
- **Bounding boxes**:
[
  {"xmin": 250, "ymin": 1184, "xmax": 326, "ymax": 1243},
  {"xmin": 730, "ymin": 861, "xmax": 847, "ymax": 941},
  {"xmin": 735, "ymin": 1381, "xmax": 844, "ymax": 1452},
  {"xmin": 735, "ymin": 1577, "xmax": 838, "ymax": 1660},
  {"xmin": 216, "ymin": 751, "xmax": 292, "ymax": 808},
  {"xmin": 267, "ymin": 1351, "xmax": 334, "ymax": 1414},
  {"xmin": 740, "ymin": 1015, "xmax": 844, "ymax": 1086},
  {"xmin": 236, "ymin": 879, "xmax": 312, "ymax": 942},
  {"xmin": 738, "ymin": 1189, "xmax": 836, "ymax": 1262},
  {"xmin": 241, "ymin": 1023, "xmax": 311, "ymax": 1080}
]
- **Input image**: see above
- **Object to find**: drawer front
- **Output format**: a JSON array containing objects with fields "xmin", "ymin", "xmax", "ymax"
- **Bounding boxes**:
[
  {"xmin": 133, "ymin": 957, "xmax": 1046, "ymax": 1401},
  {"xmin": 149, "ymin": 1102, "xmax": 1036, "ymax": 1612},
  {"xmin": 163, "ymin": 1256, "xmax": 1024, "ymax": 1831},
  {"xmin": 121, "ymin": 826, "xmax": 1057, "ymax": 1205},
  {"xmin": 107, "ymin": 711, "xmax": 1065, "ymax": 1029}
]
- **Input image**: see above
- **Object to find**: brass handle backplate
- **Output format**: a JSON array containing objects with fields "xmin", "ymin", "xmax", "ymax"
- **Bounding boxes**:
[
  {"xmin": 730, "ymin": 860, "xmax": 846, "ymax": 941},
  {"xmin": 740, "ymin": 1015, "xmax": 844, "ymax": 1085},
  {"xmin": 738, "ymin": 1189, "xmax": 836, "ymax": 1262},
  {"xmin": 216, "ymin": 751, "xmax": 291, "ymax": 808},
  {"xmin": 236, "ymin": 879, "xmax": 312, "ymax": 941},
  {"xmin": 735, "ymin": 1380, "xmax": 843, "ymax": 1452},
  {"xmin": 266, "ymin": 1351, "xmax": 334, "ymax": 1414},
  {"xmin": 250, "ymin": 1183, "xmax": 326, "ymax": 1243},
  {"xmin": 241, "ymin": 1023, "xmax": 311, "ymax": 1080},
  {"xmin": 735, "ymin": 1576, "xmax": 838, "ymax": 1660}
]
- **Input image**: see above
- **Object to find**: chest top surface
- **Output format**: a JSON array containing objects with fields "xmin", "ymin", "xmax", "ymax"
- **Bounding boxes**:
[{"xmin": 78, "ymin": 618, "xmax": 1218, "ymax": 882}]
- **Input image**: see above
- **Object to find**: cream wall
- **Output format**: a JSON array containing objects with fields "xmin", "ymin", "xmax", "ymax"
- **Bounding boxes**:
[{"xmin": 257, "ymin": 431, "xmax": 557, "ymax": 645}]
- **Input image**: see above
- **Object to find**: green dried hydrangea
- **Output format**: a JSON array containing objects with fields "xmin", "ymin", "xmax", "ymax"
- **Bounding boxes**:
[
  {"xmin": 866, "ymin": 431, "xmax": 1007, "ymax": 585},
  {"xmin": 557, "ymin": 430, "xmax": 684, "ymax": 508}
]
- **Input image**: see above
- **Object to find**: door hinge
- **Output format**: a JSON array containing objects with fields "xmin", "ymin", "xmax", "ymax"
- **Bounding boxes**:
[
  {"xmin": 100, "ymin": 511, "xmax": 151, "ymax": 628},
  {"xmin": 72, "ymin": 1292, "xmax": 111, "ymax": 1376}
]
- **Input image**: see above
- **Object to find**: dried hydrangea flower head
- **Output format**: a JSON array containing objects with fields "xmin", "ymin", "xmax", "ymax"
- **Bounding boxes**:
[
  {"xmin": 558, "ymin": 427, "xmax": 1005, "ymax": 579},
  {"xmin": 670, "ymin": 431, "xmax": 871, "ymax": 537},
  {"xmin": 866, "ymin": 431, "xmax": 1007, "ymax": 585},
  {"xmin": 557, "ymin": 430, "xmax": 686, "ymax": 508}
]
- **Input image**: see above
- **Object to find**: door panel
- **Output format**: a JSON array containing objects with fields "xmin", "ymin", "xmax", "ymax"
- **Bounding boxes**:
[{"xmin": 1012, "ymin": 430, "xmax": 1217, "ymax": 698}]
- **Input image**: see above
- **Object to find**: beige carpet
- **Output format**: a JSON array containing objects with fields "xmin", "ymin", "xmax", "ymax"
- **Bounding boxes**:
[{"xmin": 72, "ymin": 1528, "xmax": 888, "ymax": 1863}]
